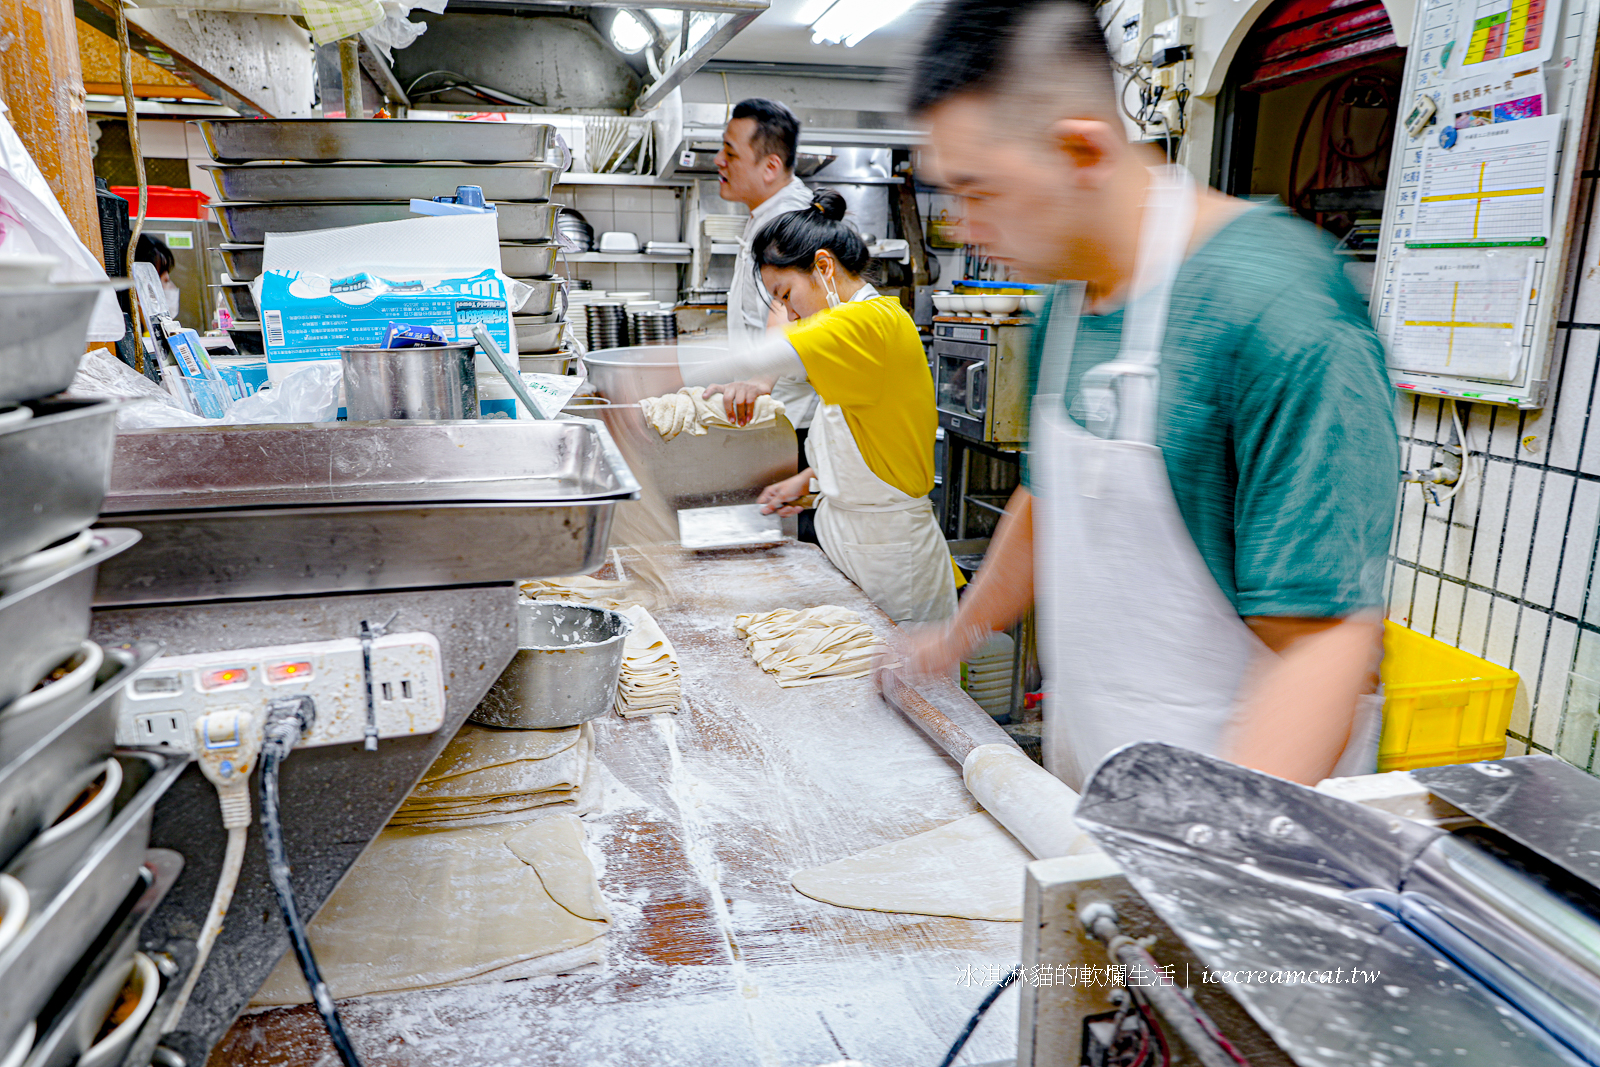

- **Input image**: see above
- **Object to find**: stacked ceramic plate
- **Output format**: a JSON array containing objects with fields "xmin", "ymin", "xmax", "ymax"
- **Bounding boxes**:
[
  {"xmin": 961, "ymin": 632, "xmax": 1015, "ymax": 720},
  {"xmin": 627, "ymin": 303, "xmax": 677, "ymax": 346},
  {"xmin": 586, "ymin": 301, "xmax": 627, "ymax": 350}
]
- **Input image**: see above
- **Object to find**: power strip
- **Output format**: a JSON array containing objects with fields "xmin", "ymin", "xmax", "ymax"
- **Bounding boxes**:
[{"xmin": 117, "ymin": 633, "xmax": 446, "ymax": 754}]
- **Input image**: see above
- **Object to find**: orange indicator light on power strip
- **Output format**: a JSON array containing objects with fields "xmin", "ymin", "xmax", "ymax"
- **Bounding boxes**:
[
  {"xmin": 265, "ymin": 661, "xmax": 313, "ymax": 684},
  {"xmin": 199, "ymin": 667, "xmax": 250, "ymax": 690}
]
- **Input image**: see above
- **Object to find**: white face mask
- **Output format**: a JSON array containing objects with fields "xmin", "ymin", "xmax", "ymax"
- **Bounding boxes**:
[
  {"xmin": 814, "ymin": 266, "xmax": 841, "ymax": 309},
  {"xmin": 163, "ymin": 278, "xmax": 180, "ymax": 318}
]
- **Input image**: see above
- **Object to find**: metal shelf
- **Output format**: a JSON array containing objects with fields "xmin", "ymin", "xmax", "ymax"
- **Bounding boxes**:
[
  {"xmin": 565, "ymin": 252, "xmax": 691, "ymax": 263},
  {"xmin": 556, "ymin": 173, "xmax": 693, "ymax": 187}
]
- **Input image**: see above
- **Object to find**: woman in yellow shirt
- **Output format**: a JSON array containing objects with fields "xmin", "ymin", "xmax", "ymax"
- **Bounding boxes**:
[{"xmin": 707, "ymin": 189, "xmax": 957, "ymax": 624}]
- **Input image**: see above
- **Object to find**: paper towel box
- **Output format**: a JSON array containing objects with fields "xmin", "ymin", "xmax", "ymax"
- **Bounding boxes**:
[{"xmin": 259, "ymin": 267, "xmax": 516, "ymax": 375}]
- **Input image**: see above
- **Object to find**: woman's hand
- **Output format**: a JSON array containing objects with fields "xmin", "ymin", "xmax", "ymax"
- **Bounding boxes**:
[
  {"xmin": 757, "ymin": 470, "xmax": 813, "ymax": 516},
  {"xmin": 702, "ymin": 379, "xmax": 771, "ymax": 426}
]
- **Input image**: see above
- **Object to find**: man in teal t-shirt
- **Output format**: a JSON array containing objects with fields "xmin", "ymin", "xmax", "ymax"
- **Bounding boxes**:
[{"xmin": 895, "ymin": 0, "xmax": 1398, "ymax": 786}]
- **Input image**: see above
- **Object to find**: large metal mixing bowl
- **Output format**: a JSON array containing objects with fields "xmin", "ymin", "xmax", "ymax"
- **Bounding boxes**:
[{"xmin": 470, "ymin": 601, "xmax": 631, "ymax": 729}]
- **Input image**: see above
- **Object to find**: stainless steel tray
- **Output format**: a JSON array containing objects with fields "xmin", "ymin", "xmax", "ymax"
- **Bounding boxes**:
[
  {"xmin": 0, "ymin": 285, "xmax": 118, "ymax": 404},
  {"xmin": 214, "ymin": 200, "xmax": 560, "ymax": 243},
  {"xmin": 214, "ymin": 280, "xmax": 257, "ymax": 321},
  {"xmin": 0, "ymin": 529, "xmax": 141, "ymax": 710},
  {"xmin": 194, "ymin": 118, "xmax": 554, "ymax": 164},
  {"xmin": 94, "ymin": 420, "xmax": 640, "ymax": 604},
  {"xmin": 513, "ymin": 276, "xmax": 564, "ymax": 317},
  {"xmin": 0, "ymin": 642, "xmax": 155, "ymax": 870},
  {"xmin": 22, "ymin": 849, "xmax": 180, "ymax": 1067},
  {"xmin": 204, "ymin": 162, "xmax": 557, "ymax": 202},
  {"xmin": 0, "ymin": 399, "xmax": 120, "ymax": 568},
  {"xmin": 218, "ymin": 244, "xmax": 261, "ymax": 281},
  {"xmin": 0, "ymin": 749, "xmax": 183, "ymax": 1055},
  {"xmin": 499, "ymin": 242, "xmax": 558, "ymax": 277}
]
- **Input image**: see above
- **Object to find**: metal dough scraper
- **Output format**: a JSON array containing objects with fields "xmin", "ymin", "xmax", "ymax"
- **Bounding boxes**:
[{"xmin": 676, "ymin": 502, "xmax": 783, "ymax": 550}]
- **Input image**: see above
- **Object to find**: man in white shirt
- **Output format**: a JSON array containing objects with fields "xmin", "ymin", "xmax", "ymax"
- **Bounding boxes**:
[{"xmin": 714, "ymin": 98, "xmax": 819, "ymax": 460}]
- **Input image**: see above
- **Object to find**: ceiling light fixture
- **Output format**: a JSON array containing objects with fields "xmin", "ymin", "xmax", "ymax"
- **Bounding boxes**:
[
  {"xmin": 610, "ymin": 9, "xmax": 652, "ymax": 54},
  {"xmin": 810, "ymin": 0, "xmax": 921, "ymax": 46}
]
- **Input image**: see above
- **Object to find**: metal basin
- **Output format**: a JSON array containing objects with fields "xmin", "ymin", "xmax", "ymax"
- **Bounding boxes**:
[
  {"xmin": 203, "ymin": 162, "xmax": 558, "ymax": 203},
  {"xmin": 95, "ymin": 420, "xmax": 640, "ymax": 604},
  {"xmin": 194, "ymin": 118, "xmax": 555, "ymax": 164},
  {"xmin": 513, "ymin": 276, "xmax": 565, "ymax": 317},
  {"xmin": 0, "ymin": 529, "xmax": 140, "ymax": 711},
  {"xmin": 339, "ymin": 342, "xmax": 479, "ymax": 421},
  {"xmin": 218, "ymin": 244, "xmax": 262, "ymax": 282},
  {"xmin": 582, "ymin": 343, "xmax": 730, "ymax": 404},
  {"xmin": 214, "ymin": 280, "xmax": 258, "ymax": 321},
  {"xmin": 0, "ymin": 285, "xmax": 118, "ymax": 404},
  {"xmin": 515, "ymin": 316, "xmax": 564, "ymax": 355},
  {"xmin": 471, "ymin": 601, "xmax": 630, "ymax": 728},
  {"xmin": 500, "ymin": 242, "xmax": 559, "ymax": 277},
  {"xmin": 214, "ymin": 200, "xmax": 561, "ymax": 243},
  {"xmin": 0, "ymin": 399, "xmax": 119, "ymax": 568}
]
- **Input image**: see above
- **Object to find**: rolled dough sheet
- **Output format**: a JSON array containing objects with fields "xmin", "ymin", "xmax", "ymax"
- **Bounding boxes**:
[
  {"xmin": 615, "ymin": 605, "xmax": 680, "ymax": 717},
  {"xmin": 790, "ymin": 813, "xmax": 1031, "ymax": 922},
  {"xmin": 639, "ymin": 387, "xmax": 785, "ymax": 440},
  {"xmin": 419, "ymin": 722, "xmax": 582, "ymax": 784},
  {"xmin": 251, "ymin": 814, "xmax": 609, "ymax": 1005},
  {"xmin": 409, "ymin": 726, "xmax": 590, "ymax": 801}
]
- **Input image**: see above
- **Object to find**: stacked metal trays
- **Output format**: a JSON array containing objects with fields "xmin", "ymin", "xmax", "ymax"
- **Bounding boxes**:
[
  {"xmin": 628, "ymin": 304, "xmax": 678, "ymax": 346},
  {"xmin": 586, "ymin": 301, "xmax": 628, "ymax": 350},
  {"xmin": 93, "ymin": 419, "xmax": 641, "ymax": 605},
  {"xmin": 0, "ymin": 285, "xmax": 154, "ymax": 1063}
]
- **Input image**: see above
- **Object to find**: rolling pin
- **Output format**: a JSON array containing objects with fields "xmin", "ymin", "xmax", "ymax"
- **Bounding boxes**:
[{"xmin": 880, "ymin": 667, "xmax": 1093, "ymax": 860}]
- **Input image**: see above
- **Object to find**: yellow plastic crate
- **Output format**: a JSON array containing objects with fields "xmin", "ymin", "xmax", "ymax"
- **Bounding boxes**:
[{"xmin": 1378, "ymin": 620, "xmax": 1519, "ymax": 771}]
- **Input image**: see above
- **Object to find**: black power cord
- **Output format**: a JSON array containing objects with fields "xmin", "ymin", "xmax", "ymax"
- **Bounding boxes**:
[
  {"xmin": 937, "ymin": 965, "xmax": 1021, "ymax": 1067},
  {"xmin": 260, "ymin": 695, "xmax": 364, "ymax": 1067}
]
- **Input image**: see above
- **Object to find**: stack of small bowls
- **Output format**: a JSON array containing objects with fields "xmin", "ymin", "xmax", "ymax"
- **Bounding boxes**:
[
  {"xmin": 586, "ymin": 300, "xmax": 628, "ymax": 350},
  {"xmin": 627, "ymin": 302, "xmax": 677, "ymax": 346}
]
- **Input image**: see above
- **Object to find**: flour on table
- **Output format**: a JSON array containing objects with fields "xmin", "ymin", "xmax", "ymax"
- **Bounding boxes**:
[{"xmin": 791, "ymin": 813, "xmax": 1031, "ymax": 921}]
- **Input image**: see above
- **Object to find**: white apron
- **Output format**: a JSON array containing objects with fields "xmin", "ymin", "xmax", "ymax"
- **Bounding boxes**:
[
  {"xmin": 1032, "ymin": 166, "xmax": 1379, "ymax": 791},
  {"xmin": 805, "ymin": 288, "xmax": 957, "ymax": 626}
]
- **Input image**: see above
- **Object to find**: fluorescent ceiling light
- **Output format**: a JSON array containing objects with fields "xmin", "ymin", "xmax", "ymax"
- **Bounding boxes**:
[
  {"xmin": 610, "ymin": 9, "xmax": 652, "ymax": 54},
  {"xmin": 810, "ymin": 0, "xmax": 920, "ymax": 46}
]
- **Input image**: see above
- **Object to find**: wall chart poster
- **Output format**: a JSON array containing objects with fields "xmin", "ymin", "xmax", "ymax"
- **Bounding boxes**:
[
  {"xmin": 1409, "ymin": 113, "xmax": 1561, "ymax": 247},
  {"xmin": 1390, "ymin": 252, "xmax": 1536, "ymax": 381},
  {"xmin": 1459, "ymin": 0, "xmax": 1556, "ymax": 69}
]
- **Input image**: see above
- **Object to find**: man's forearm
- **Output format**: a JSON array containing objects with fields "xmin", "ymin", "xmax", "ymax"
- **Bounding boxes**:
[
  {"xmin": 952, "ymin": 487, "xmax": 1037, "ymax": 636},
  {"xmin": 1226, "ymin": 613, "xmax": 1384, "ymax": 784}
]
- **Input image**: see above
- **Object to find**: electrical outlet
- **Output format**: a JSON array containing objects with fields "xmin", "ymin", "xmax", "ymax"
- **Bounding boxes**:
[
  {"xmin": 118, "ymin": 633, "xmax": 446, "ymax": 753},
  {"xmin": 131, "ymin": 710, "xmax": 190, "ymax": 750}
]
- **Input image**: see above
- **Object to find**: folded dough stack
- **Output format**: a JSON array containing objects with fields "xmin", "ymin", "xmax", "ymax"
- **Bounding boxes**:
[
  {"xmin": 614, "ymin": 605, "xmax": 681, "ymax": 717},
  {"xmin": 639, "ymin": 387, "xmax": 786, "ymax": 441},
  {"xmin": 390, "ymin": 722, "xmax": 600, "ymax": 828},
  {"xmin": 519, "ymin": 574, "xmax": 631, "ymax": 610},
  {"xmin": 734, "ymin": 605, "xmax": 885, "ymax": 688},
  {"xmin": 252, "ymin": 812, "xmax": 611, "ymax": 1005}
]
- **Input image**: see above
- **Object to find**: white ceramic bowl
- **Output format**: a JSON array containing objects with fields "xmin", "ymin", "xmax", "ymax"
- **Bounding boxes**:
[
  {"xmin": 982, "ymin": 295, "xmax": 1021, "ymax": 315},
  {"xmin": 7, "ymin": 757, "xmax": 122, "ymax": 903},
  {"xmin": 1019, "ymin": 293, "xmax": 1046, "ymax": 314},
  {"xmin": 0, "ymin": 528, "xmax": 94, "ymax": 596},
  {"xmin": 931, "ymin": 292, "xmax": 954, "ymax": 313},
  {"xmin": 0, "ymin": 874, "xmax": 27, "ymax": 961},
  {"xmin": 79, "ymin": 953, "xmax": 160, "ymax": 1067},
  {"xmin": 945, "ymin": 294, "xmax": 971, "ymax": 312},
  {"xmin": 0, "ymin": 1020, "xmax": 32, "ymax": 1067}
]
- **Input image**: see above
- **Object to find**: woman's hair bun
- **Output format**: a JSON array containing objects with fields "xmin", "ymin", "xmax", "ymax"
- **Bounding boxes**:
[{"xmin": 811, "ymin": 187, "xmax": 848, "ymax": 222}]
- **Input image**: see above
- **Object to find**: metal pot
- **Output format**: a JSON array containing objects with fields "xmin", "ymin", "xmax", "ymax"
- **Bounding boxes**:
[
  {"xmin": 471, "ymin": 601, "xmax": 630, "ymax": 728},
  {"xmin": 339, "ymin": 342, "xmax": 479, "ymax": 421}
]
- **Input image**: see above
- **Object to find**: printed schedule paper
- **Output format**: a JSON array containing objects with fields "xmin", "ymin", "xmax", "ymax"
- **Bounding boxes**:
[
  {"xmin": 1390, "ymin": 253, "xmax": 1536, "ymax": 381},
  {"xmin": 1409, "ymin": 114, "xmax": 1560, "ymax": 247}
]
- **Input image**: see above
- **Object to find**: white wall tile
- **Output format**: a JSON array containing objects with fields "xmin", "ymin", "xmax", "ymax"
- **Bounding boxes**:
[
  {"xmin": 1394, "ymin": 484, "xmax": 1425, "ymax": 564},
  {"xmin": 614, "ymin": 191, "xmax": 651, "ymax": 212},
  {"xmin": 1466, "ymin": 459, "xmax": 1512, "ymax": 588},
  {"xmin": 1411, "ymin": 572, "xmax": 1441, "ymax": 637},
  {"xmin": 1524, "ymin": 472, "xmax": 1575, "ymax": 608},
  {"xmin": 573, "ymin": 188, "xmax": 614, "ymax": 212},
  {"xmin": 1432, "ymin": 579, "xmax": 1466, "ymax": 642},
  {"xmin": 1532, "ymin": 617, "xmax": 1578, "ymax": 748},
  {"xmin": 1394, "ymin": 393, "xmax": 1418, "ymax": 438},
  {"xmin": 1546, "ymin": 330, "xmax": 1597, "ymax": 469},
  {"xmin": 1413, "ymin": 396, "xmax": 1445, "ymax": 443},
  {"xmin": 1485, "ymin": 599, "xmax": 1519, "ymax": 668},
  {"xmin": 1459, "ymin": 588, "xmax": 1493, "ymax": 656},
  {"xmin": 1389, "ymin": 562, "xmax": 1417, "ymax": 623},
  {"xmin": 1417, "ymin": 508, "xmax": 1450, "ymax": 573},
  {"xmin": 1494, "ymin": 466, "xmax": 1542, "ymax": 597},
  {"xmin": 1486, "ymin": 405, "xmax": 1527, "ymax": 459},
  {"xmin": 1555, "ymin": 478, "xmax": 1600, "ymax": 618}
]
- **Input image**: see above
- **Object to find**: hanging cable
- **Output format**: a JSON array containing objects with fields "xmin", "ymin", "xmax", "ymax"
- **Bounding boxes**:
[
  {"xmin": 935, "ymin": 965, "xmax": 1020, "ymax": 1067},
  {"xmin": 114, "ymin": 0, "xmax": 148, "ymax": 372},
  {"xmin": 260, "ymin": 696, "xmax": 364, "ymax": 1067}
]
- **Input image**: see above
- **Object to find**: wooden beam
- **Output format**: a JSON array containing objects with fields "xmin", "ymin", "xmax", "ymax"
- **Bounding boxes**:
[{"xmin": 0, "ymin": 0, "xmax": 105, "ymax": 261}]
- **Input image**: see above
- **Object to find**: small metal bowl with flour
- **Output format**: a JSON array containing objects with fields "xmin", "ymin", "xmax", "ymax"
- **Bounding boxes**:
[{"xmin": 471, "ymin": 601, "xmax": 632, "ymax": 729}]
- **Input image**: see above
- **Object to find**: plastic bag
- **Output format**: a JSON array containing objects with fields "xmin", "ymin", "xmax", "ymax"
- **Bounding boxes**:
[{"xmin": 222, "ymin": 362, "xmax": 342, "ymax": 424}]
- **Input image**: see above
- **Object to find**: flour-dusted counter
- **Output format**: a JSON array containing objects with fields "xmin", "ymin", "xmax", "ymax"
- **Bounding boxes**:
[{"xmin": 211, "ymin": 543, "xmax": 1023, "ymax": 1067}]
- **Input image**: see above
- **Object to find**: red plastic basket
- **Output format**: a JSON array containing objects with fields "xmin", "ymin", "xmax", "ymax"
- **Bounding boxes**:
[{"xmin": 110, "ymin": 185, "xmax": 211, "ymax": 220}]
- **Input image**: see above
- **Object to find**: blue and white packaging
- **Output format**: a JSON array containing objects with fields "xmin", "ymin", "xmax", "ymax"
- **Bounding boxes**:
[{"xmin": 259, "ymin": 213, "xmax": 520, "ymax": 385}]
